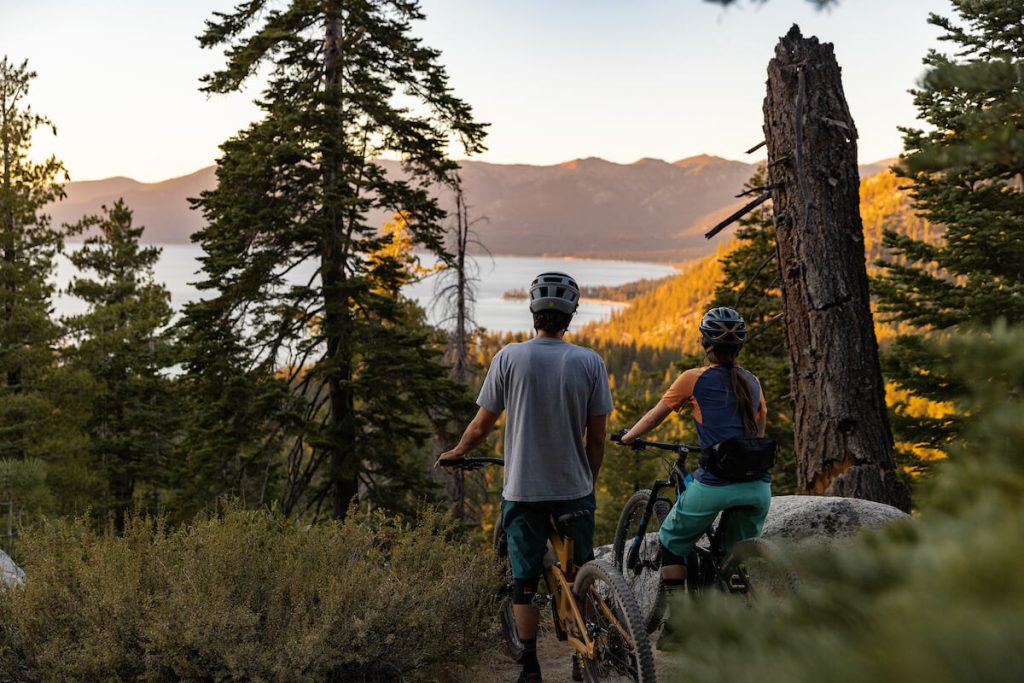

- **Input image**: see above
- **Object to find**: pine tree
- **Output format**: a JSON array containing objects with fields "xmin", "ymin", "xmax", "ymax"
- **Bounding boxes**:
[
  {"xmin": 0, "ymin": 57, "xmax": 68, "ymax": 462},
  {"xmin": 709, "ymin": 166, "xmax": 797, "ymax": 493},
  {"xmin": 183, "ymin": 1, "xmax": 486, "ymax": 519},
  {"xmin": 62, "ymin": 200, "xmax": 177, "ymax": 528},
  {"xmin": 874, "ymin": 0, "xmax": 1024, "ymax": 460},
  {"xmin": 0, "ymin": 58, "xmax": 96, "ymax": 522}
]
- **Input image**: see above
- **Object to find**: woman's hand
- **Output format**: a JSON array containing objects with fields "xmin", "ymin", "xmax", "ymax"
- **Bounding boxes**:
[{"xmin": 620, "ymin": 401, "xmax": 675, "ymax": 445}]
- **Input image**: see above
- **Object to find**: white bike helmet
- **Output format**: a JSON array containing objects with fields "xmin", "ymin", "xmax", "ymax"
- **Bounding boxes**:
[
  {"xmin": 529, "ymin": 272, "xmax": 580, "ymax": 315},
  {"xmin": 699, "ymin": 307, "xmax": 748, "ymax": 348}
]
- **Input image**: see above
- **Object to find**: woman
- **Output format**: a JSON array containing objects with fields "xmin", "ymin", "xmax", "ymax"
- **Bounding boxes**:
[{"xmin": 619, "ymin": 306, "xmax": 771, "ymax": 588}]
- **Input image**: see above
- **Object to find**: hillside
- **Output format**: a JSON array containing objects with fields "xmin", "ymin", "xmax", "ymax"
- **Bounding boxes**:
[
  {"xmin": 583, "ymin": 169, "xmax": 938, "ymax": 348},
  {"xmin": 46, "ymin": 156, "xmax": 893, "ymax": 263}
]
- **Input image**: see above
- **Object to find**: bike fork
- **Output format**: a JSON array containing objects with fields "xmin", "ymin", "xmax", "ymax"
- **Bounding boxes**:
[{"xmin": 626, "ymin": 479, "xmax": 672, "ymax": 571}]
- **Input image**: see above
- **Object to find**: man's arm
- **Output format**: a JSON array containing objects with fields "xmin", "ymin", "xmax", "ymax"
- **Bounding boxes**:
[
  {"xmin": 434, "ymin": 407, "xmax": 501, "ymax": 467},
  {"xmin": 585, "ymin": 413, "xmax": 608, "ymax": 482}
]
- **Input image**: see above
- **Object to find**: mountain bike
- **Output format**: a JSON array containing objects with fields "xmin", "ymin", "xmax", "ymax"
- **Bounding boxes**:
[
  {"xmin": 609, "ymin": 435, "xmax": 798, "ymax": 633},
  {"xmin": 440, "ymin": 457, "xmax": 657, "ymax": 683}
]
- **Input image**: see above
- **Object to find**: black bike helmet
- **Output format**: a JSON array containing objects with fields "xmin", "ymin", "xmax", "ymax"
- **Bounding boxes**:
[
  {"xmin": 529, "ymin": 272, "xmax": 580, "ymax": 314},
  {"xmin": 699, "ymin": 307, "xmax": 747, "ymax": 348}
]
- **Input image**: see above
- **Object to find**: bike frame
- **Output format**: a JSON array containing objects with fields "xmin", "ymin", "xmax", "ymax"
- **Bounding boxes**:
[
  {"xmin": 439, "ymin": 457, "xmax": 633, "ymax": 661},
  {"xmin": 620, "ymin": 439, "xmax": 732, "ymax": 588},
  {"xmin": 545, "ymin": 524, "xmax": 634, "ymax": 659}
]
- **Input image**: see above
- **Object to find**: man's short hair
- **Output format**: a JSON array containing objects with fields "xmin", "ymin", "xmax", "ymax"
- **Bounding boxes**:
[{"xmin": 533, "ymin": 309, "xmax": 572, "ymax": 334}]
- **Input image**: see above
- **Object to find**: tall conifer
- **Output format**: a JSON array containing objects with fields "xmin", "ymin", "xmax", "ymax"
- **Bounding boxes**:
[
  {"xmin": 183, "ymin": 1, "xmax": 486, "ymax": 518},
  {"xmin": 0, "ymin": 58, "xmax": 68, "ymax": 462},
  {"xmin": 875, "ymin": 0, "xmax": 1024, "ymax": 456},
  {"xmin": 63, "ymin": 200, "xmax": 176, "ymax": 527}
]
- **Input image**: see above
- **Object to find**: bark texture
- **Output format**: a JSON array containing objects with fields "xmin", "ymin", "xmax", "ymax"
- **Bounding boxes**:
[{"xmin": 763, "ymin": 25, "xmax": 910, "ymax": 511}]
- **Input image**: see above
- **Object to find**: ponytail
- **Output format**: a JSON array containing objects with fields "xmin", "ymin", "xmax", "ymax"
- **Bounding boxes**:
[{"xmin": 706, "ymin": 346, "xmax": 758, "ymax": 436}]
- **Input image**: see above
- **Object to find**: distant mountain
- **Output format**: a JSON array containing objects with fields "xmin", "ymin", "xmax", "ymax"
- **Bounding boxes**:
[
  {"xmin": 47, "ymin": 156, "xmax": 894, "ymax": 263},
  {"xmin": 49, "ymin": 167, "xmax": 215, "ymax": 245}
]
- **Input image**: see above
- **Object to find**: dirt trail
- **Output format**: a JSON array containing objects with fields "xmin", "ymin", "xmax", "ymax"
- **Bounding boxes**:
[{"xmin": 466, "ymin": 629, "xmax": 678, "ymax": 683}]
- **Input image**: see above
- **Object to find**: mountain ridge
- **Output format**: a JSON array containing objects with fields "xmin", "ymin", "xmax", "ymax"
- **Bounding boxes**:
[{"xmin": 46, "ymin": 155, "xmax": 894, "ymax": 263}]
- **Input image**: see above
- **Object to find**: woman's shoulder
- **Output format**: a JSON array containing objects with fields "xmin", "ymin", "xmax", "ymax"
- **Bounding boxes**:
[{"xmin": 671, "ymin": 366, "xmax": 710, "ymax": 386}]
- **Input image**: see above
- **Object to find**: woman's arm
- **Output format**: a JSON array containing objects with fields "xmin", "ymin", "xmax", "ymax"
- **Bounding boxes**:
[{"xmin": 620, "ymin": 401, "xmax": 675, "ymax": 444}]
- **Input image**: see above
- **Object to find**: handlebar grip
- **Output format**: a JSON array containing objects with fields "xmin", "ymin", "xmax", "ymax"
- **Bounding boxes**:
[{"xmin": 610, "ymin": 433, "xmax": 623, "ymax": 443}]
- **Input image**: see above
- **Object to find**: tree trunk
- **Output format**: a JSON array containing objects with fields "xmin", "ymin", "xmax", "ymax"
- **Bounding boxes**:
[
  {"xmin": 1, "ymin": 84, "xmax": 21, "ymax": 393},
  {"xmin": 446, "ymin": 185, "xmax": 471, "ymax": 519},
  {"xmin": 763, "ymin": 25, "xmax": 910, "ymax": 511},
  {"xmin": 322, "ymin": 14, "xmax": 358, "ymax": 519}
]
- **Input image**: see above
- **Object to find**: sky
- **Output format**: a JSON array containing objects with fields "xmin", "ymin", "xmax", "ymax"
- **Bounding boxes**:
[{"xmin": 1, "ymin": 0, "xmax": 952, "ymax": 183}]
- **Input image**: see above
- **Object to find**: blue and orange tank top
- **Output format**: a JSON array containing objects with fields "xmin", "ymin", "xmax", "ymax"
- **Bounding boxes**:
[{"xmin": 661, "ymin": 364, "xmax": 768, "ymax": 485}]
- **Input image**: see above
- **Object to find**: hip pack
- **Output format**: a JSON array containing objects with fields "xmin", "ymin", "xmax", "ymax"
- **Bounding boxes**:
[{"xmin": 699, "ymin": 436, "xmax": 776, "ymax": 482}]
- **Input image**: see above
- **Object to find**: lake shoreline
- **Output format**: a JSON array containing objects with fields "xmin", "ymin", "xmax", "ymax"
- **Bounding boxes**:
[{"xmin": 55, "ymin": 248, "xmax": 675, "ymax": 334}]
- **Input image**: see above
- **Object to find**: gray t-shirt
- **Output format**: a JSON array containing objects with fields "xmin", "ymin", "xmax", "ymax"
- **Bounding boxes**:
[{"xmin": 477, "ymin": 336, "xmax": 614, "ymax": 502}]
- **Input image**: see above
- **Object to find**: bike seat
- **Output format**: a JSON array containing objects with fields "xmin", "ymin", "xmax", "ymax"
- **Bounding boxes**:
[{"xmin": 554, "ymin": 509, "xmax": 591, "ymax": 536}]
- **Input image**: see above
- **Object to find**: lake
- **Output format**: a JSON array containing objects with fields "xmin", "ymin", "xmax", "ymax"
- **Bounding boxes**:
[{"xmin": 54, "ymin": 245, "xmax": 676, "ymax": 333}]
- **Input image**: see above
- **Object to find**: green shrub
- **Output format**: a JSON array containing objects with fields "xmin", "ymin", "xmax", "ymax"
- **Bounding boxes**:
[
  {"xmin": 0, "ymin": 505, "xmax": 499, "ymax": 681},
  {"xmin": 660, "ymin": 325, "xmax": 1024, "ymax": 682}
]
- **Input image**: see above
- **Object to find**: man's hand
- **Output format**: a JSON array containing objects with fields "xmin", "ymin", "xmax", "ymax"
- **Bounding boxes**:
[
  {"xmin": 433, "ymin": 447, "xmax": 465, "ymax": 469},
  {"xmin": 433, "ymin": 407, "xmax": 500, "ymax": 470}
]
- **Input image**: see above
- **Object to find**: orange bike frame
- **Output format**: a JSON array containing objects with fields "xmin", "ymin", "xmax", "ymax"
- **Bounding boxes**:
[{"xmin": 542, "ymin": 526, "xmax": 633, "ymax": 659}]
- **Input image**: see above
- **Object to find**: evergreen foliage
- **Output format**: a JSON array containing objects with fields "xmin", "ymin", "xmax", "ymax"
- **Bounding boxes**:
[
  {"xmin": 595, "ymin": 363, "xmax": 697, "ymax": 543},
  {"xmin": 580, "ymin": 245, "xmax": 729, "ymax": 351},
  {"xmin": 180, "ymin": 0, "xmax": 486, "ymax": 519},
  {"xmin": 0, "ymin": 57, "xmax": 68, "ymax": 461},
  {"xmin": 62, "ymin": 200, "xmax": 177, "ymax": 528},
  {"xmin": 0, "ymin": 57, "xmax": 92, "ymax": 526},
  {"xmin": 875, "ymin": 0, "xmax": 1024, "ymax": 458}
]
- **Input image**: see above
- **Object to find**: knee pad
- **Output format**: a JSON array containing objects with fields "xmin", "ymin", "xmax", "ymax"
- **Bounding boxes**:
[{"xmin": 513, "ymin": 577, "xmax": 540, "ymax": 605}]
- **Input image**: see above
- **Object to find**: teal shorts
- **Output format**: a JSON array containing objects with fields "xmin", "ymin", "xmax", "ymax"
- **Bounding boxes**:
[
  {"xmin": 658, "ymin": 480, "xmax": 771, "ymax": 560},
  {"xmin": 501, "ymin": 493, "xmax": 596, "ymax": 579}
]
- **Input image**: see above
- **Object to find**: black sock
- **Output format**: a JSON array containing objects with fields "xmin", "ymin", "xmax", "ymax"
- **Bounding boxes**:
[{"xmin": 521, "ymin": 637, "xmax": 540, "ymax": 676}]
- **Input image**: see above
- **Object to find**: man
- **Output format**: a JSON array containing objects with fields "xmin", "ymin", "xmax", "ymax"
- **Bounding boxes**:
[{"xmin": 436, "ymin": 271, "xmax": 613, "ymax": 683}]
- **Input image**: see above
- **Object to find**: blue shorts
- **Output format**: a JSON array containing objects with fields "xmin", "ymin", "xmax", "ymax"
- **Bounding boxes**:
[
  {"xmin": 501, "ymin": 493, "xmax": 596, "ymax": 579},
  {"xmin": 659, "ymin": 480, "xmax": 771, "ymax": 560}
]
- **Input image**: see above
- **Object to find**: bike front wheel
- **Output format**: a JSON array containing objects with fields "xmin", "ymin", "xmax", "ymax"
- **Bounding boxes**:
[
  {"xmin": 612, "ymin": 489, "xmax": 672, "ymax": 633},
  {"xmin": 573, "ymin": 558, "xmax": 657, "ymax": 683}
]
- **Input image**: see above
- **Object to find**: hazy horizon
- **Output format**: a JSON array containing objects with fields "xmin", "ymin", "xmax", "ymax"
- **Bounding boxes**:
[
  {"xmin": 66, "ymin": 150, "xmax": 899, "ymax": 185},
  {"xmin": 2, "ymin": 0, "xmax": 949, "ymax": 183}
]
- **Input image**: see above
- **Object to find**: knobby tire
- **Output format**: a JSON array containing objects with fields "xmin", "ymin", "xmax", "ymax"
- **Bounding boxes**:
[
  {"xmin": 573, "ymin": 558, "xmax": 657, "ymax": 683},
  {"xmin": 612, "ymin": 489, "xmax": 672, "ymax": 633}
]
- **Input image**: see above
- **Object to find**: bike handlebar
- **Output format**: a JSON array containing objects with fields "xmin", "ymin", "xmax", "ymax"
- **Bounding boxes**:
[
  {"xmin": 435, "ymin": 456, "xmax": 505, "ymax": 471},
  {"xmin": 611, "ymin": 432, "xmax": 699, "ymax": 455}
]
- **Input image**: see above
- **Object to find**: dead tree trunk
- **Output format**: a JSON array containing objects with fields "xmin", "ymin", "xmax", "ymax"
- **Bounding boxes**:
[{"xmin": 763, "ymin": 25, "xmax": 910, "ymax": 511}]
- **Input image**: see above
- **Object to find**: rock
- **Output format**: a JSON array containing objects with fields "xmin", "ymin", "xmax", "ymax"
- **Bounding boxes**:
[
  {"xmin": 1, "ymin": 548, "xmax": 24, "ymax": 587},
  {"xmin": 594, "ymin": 495, "xmax": 909, "ymax": 620},
  {"xmin": 760, "ymin": 494, "xmax": 910, "ymax": 543}
]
